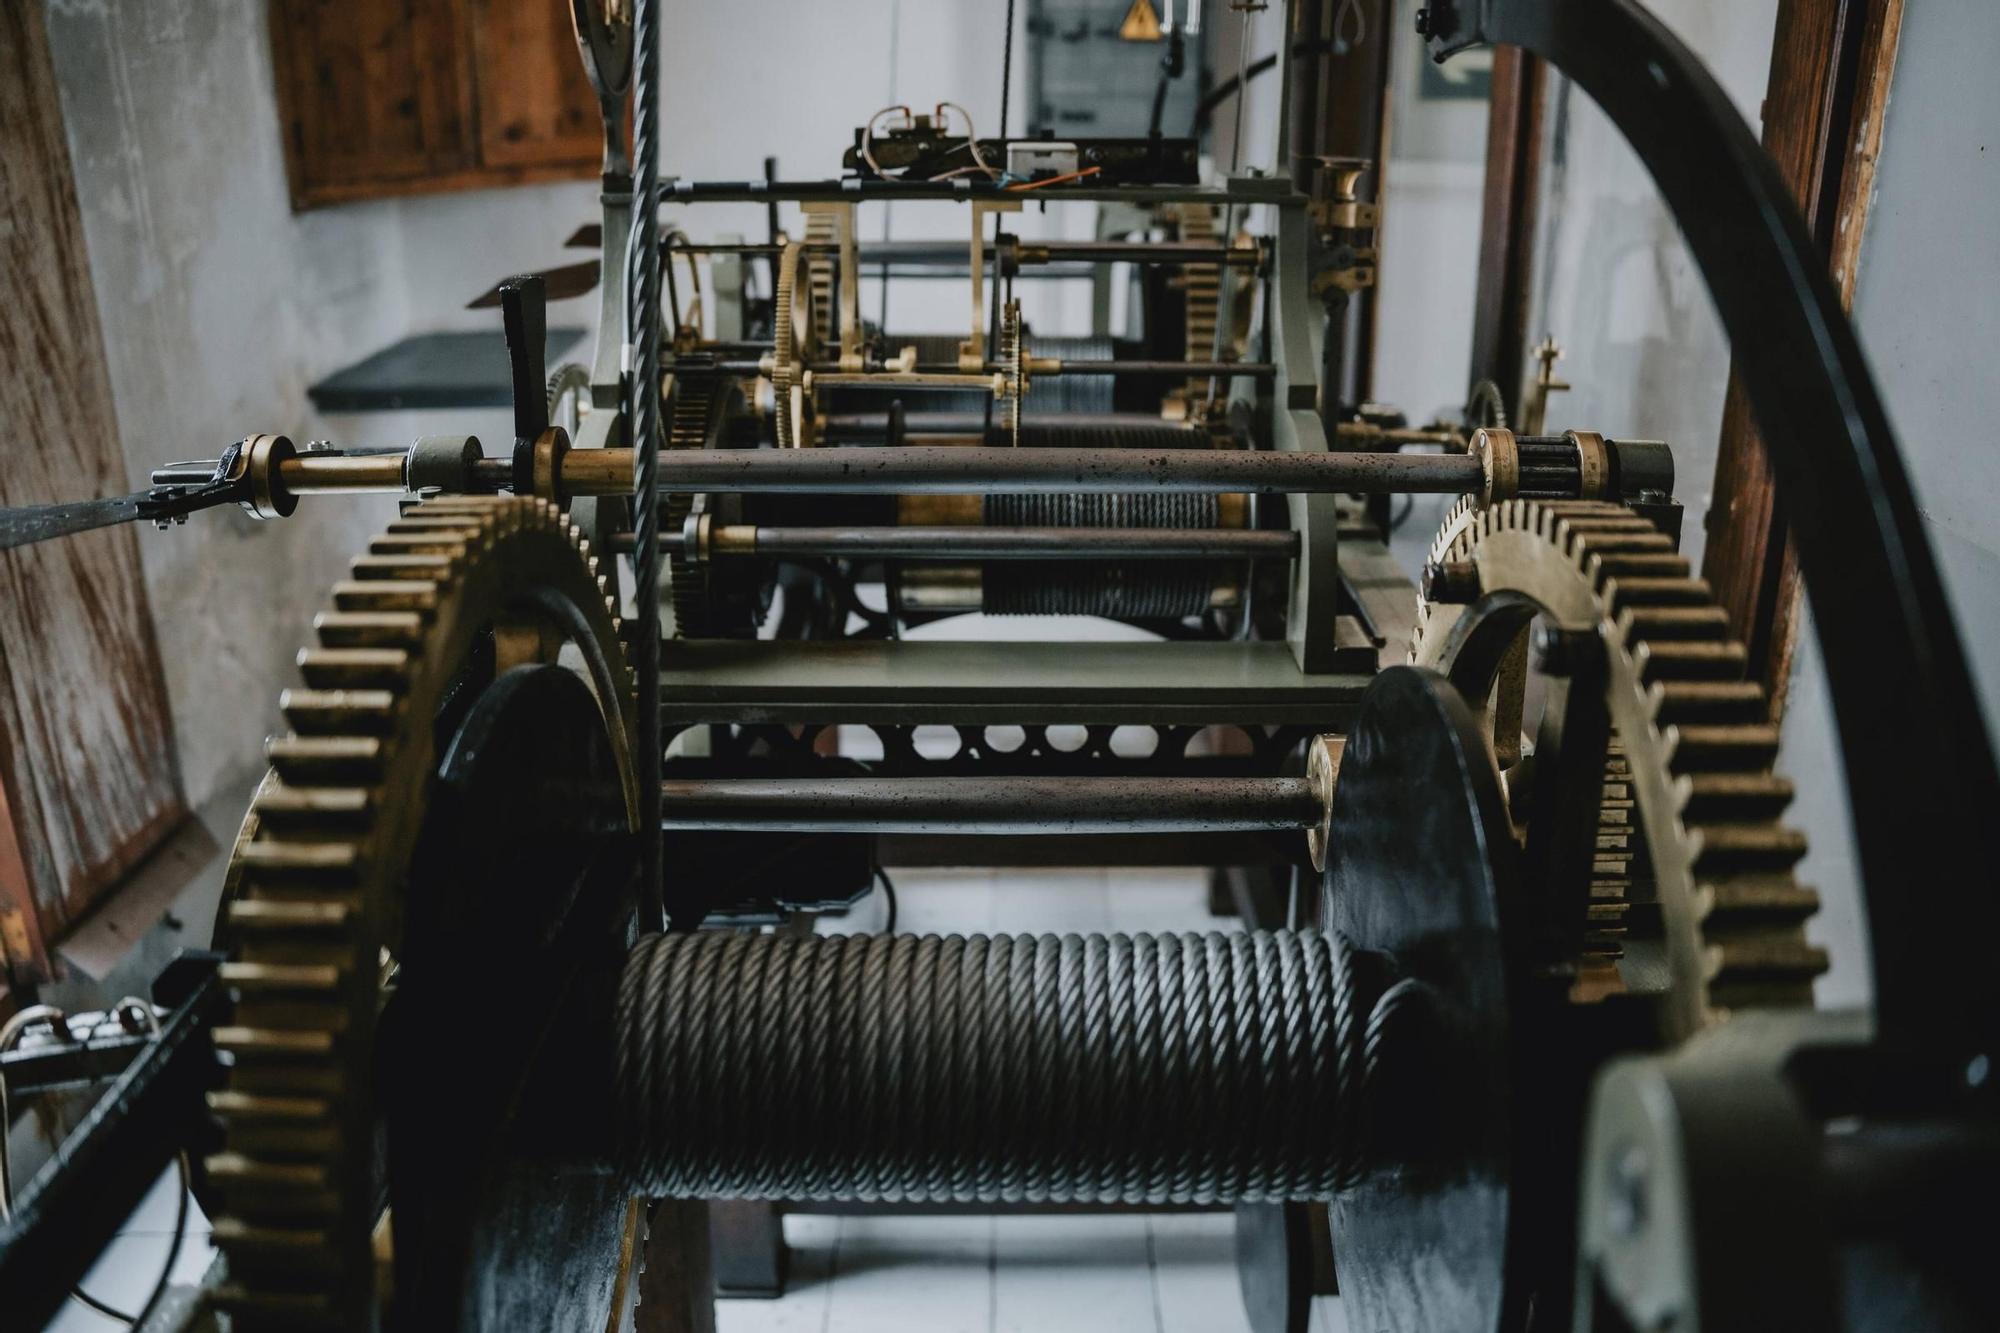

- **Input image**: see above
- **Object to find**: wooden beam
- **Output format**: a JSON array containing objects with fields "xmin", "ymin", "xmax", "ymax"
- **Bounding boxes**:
[
  {"xmin": 0, "ymin": 1, "xmax": 186, "ymax": 988},
  {"xmin": 1700, "ymin": 0, "xmax": 1904, "ymax": 715},
  {"xmin": 1467, "ymin": 46, "xmax": 1547, "ymax": 413}
]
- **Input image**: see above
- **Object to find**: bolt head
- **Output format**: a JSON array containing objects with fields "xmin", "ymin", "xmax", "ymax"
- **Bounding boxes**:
[{"xmin": 1531, "ymin": 621, "xmax": 1599, "ymax": 676}]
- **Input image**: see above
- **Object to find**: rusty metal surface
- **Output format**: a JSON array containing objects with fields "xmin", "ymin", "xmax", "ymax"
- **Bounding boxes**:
[{"xmin": 639, "ymin": 446, "xmax": 1482, "ymax": 495}]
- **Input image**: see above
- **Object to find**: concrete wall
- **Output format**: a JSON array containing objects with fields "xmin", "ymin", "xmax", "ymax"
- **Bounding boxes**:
[{"xmin": 39, "ymin": 0, "xmax": 1107, "ymax": 811}]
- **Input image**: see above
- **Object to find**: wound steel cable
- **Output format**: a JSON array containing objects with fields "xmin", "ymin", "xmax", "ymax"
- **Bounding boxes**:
[{"xmin": 614, "ymin": 929, "xmax": 1395, "ymax": 1204}]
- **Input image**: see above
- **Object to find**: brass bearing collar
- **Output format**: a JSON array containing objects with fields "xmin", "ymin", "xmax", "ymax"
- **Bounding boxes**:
[
  {"xmin": 1568, "ymin": 430, "xmax": 1611, "ymax": 500},
  {"xmin": 528, "ymin": 427, "xmax": 572, "ymax": 503},
  {"xmin": 240, "ymin": 432, "xmax": 298, "ymax": 520},
  {"xmin": 1471, "ymin": 427, "xmax": 1519, "ymax": 506}
]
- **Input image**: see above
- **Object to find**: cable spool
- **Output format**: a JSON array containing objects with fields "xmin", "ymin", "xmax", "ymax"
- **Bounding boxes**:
[{"xmin": 613, "ymin": 929, "xmax": 1409, "ymax": 1205}]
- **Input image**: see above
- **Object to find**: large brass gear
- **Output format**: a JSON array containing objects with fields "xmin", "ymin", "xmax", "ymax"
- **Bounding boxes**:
[
  {"xmin": 998, "ymin": 298, "xmax": 1026, "ymax": 446},
  {"xmin": 802, "ymin": 209, "xmax": 839, "ymax": 349},
  {"xmin": 206, "ymin": 496, "xmax": 637, "ymax": 1328},
  {"xmin": 770, "ymin": 239, "xmax": 820, "ymax": 448},
  {"xmin": 663, "ymin": 365, "xmax": 718, "ymax": 636},
  {"xmin": 1176, "ymin": 203, "xmax": 1222, "ymax": 412},
  {"xmin": 1410, "ymin": 497, "xmax": 1826, "ymax": 1040}
]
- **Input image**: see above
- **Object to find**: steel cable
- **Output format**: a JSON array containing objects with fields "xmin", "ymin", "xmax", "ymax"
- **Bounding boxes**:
[
  {"xmin": 614, "ymin": 929, "xmax": 1391, "ymax": 1203},
  {"xmin": 628, "ymin": 0, "xmax": 664, "ymax": 920}
]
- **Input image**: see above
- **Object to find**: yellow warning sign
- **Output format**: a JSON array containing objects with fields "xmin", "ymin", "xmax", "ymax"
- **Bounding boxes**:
[{"xmin": 1119, "ymin": 0, "xmax": 1164, "ymax": 42}]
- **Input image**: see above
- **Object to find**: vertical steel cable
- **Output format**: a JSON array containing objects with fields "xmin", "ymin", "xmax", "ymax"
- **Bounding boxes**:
[{"xmin": 628, "ymin": 0, "xmax": 663, "ymax": 921}]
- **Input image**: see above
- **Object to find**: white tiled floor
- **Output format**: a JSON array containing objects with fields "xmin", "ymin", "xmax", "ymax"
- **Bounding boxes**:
[{"xmin": 37, "ymin": 867, "xmax": 1347, "ymax": 1331}]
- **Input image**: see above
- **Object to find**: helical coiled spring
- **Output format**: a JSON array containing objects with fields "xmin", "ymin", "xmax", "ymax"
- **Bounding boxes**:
[
  {"xmin": 982, "ymin": 420, "xmax": 1234, "ymax": 618},
  {"xmin": 613, "ymin": 929, "xmax": 1405, "ymax": 1205}
]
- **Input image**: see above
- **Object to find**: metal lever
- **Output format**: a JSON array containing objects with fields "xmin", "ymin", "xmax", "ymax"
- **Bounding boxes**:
[{"xmin": 0, "ymin": 443, "xmax": 251, "ymax": 553}]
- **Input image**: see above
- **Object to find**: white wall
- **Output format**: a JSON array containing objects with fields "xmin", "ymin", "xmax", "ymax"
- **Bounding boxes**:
[
  {"xmin": 1780, "ymin": 0, "xmax": 2000, "ymax": 1010},
  {"xmin": 1521, "ymin": 0, "xmax": 1779, "ymax": 577}
]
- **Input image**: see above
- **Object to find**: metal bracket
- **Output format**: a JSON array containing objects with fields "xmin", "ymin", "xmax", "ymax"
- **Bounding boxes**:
[{"xmin": 963, "ymin": 199, "xmax": 1023, "ymax": 371}]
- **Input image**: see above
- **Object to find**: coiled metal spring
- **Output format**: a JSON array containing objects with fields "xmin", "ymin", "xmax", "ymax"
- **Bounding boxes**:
[
  {"xmin": 981, "ymin": 490, "xmax": 1224, "ymax": 618},
  {"xmin": 614, "ymin": 929, "xmax": 1384, "ymax": 1204}
]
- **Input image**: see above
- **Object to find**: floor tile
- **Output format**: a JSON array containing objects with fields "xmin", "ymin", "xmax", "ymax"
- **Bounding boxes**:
[{"xmin": 991, "ymin": 1215, "xmax": 1155, "ymax": 1333}]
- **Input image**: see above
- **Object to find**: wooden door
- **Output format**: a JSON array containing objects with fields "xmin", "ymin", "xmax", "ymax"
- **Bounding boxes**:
[{"xmin": 0, "ymin": 3, "xmax": 187, "ymax": 987}]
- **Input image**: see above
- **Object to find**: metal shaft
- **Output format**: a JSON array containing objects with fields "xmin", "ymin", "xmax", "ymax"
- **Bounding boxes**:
[
  {"xmin": 688, "ymin": 526, "xmax": 1296, "ymax": 560},
  {"xmin": 638, "ymin": 447, "xmax": 1479, "ymax": 495},
  {"xmin": 659, "ymin": 776, "xmax": 1322, "ymax": 834}
]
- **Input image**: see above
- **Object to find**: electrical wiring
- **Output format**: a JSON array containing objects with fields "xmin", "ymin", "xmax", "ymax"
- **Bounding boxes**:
[
  {"xmin": 873, "ymin": 864, "xmax": 899, "ymax": 934},
  {"xmin": 935, "ymin": 102, "xmax": 1001, "ymax": 179},
  {"xmin": 860, "ymin": 104, "xmax": 913, "ymax": 179},
  {"xmin": 1008, "ymin": 165, "xmax": 1101, "ymax": 191},
  {"xmin": 861, "ymin": 103, "xmax": 1004, "ymax": 184}
]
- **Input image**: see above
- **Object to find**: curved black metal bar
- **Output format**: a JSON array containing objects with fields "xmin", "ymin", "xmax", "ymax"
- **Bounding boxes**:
[{"xmin": 1426, "ymin": 0, "xmax": 1999, "ymax": 1053}]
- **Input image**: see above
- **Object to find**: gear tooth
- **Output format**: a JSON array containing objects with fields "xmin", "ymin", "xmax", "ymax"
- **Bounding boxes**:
[
  {"xmin": 387, "ymin": 517, "xmax": 483, "ymax": 536},
  {"xmin": 213, "ymin": 1024, "xmax": 343, "ymax": 1060},
  {"xmin": 1589, "ymin": 553, "xmax": 1690, "ymax": 590},
  {"xmin": 225, "ymin": 898, "xmax": 358, "ymax": 934},
  {"xmin": 267, "ymin": 736, "xmax": 383, "ymax": 784},
  {"xmin": 1605, "ymin": 576, "xmax": 1715, "ymax": 614},
  {"xmin": 253, "ymin": 784, "xmax": 372, "ymax": 831},
  {"xmin": 210, "ymin": 1286, "xmax": 347, "ymax": 1331},
  {"xmin": 1669, "ymin": 724, "xmax": 1781, "ymax": 773},
  {"xmin": 211, "ymin": 1219, "xmax": 343, "ymax": 1268},
  {"xmin": 1635, "ymin": 640, "xmax": 1747, "ymax": 684},
  {"xmin": 352, "ymin": 553, "xmax": 457, "ymax": 582},
  {"xmin": 314, "ymin": 611, "xmax": 425, "ymax": 649},
  {"xmin": 1650, "ymin": 680, "xmax": 1767, "ymax": 725},
  {"xmin": 221, "ymin": 962, "xmax": 348, "ymax": 995},
  {"xmin": 297, "ymin": 648, "xmax": 411, "ymax": 690},
  {"xmin": 1689, "ymin": 823, "xmax": 1808, "ymax": 874},
  {"xmin": 1618, "ymin": 605, "xmax": 1731, "ymax": 641},
  {"xmin": 1681, "ymin": 772, "xmax": 1794, "ymax": 822},
  {"xmin": 333, "ymin": 580, "xmax": 439, "ymax": 614},
  {"xmin": 1703, "ymin": 875, "xmax": 1822, "ymax": 923},
  {"xmin": 236, "ymin": 840, "xmax": 361, "ymax": 885},
  {"xmin": 368, "ymin": 533, "xmax": 470, "ymax": 559},
  {"xmin": 280, "ymin": 690, "xmax": 397, "ymax": 735}
]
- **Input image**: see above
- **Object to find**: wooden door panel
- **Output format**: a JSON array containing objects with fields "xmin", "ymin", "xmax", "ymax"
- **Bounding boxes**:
[
  {"xmin": 0, "ymin": 3, "xmax": 187, "ymax": 985},
  {"xmin": 471, "ymin": 0, "xmax": 602, "ymax": 169},
  {"xmin": 271, "ymin": 0, "xmax": 479, "ymax": 204}
]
